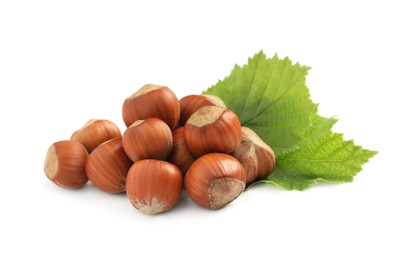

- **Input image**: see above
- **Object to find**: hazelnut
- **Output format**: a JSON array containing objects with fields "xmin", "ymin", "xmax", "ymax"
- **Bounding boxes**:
[
  {"xmin": 126, "ymin": 160, "xmax": 183, "ymax": 215},
  {"xmin": 70, "ymin": 119, "xmax": 121, "ymax": 153},
  {"xmin": 85, "ymin": 137, "xmax": 133, "ymax": 193},
  {"xmin": 184, "ymin": 105, "xmax": 242, "ymax": 157},
  {"xmin": 179, "ymin": 94, "xmax": 226, "ymax": 125},
  {"xmin": 44, "ymin": 140, "xmax": 88, "ymax": 188},
  {"xmin": 122, "ymin": 118, "xmax": 173, "ymax": 162},
  {"xmin": 185, "ymin": 153, "xmax": 246, "ymax": 209},
  {"xmin": 231, "ymin": 127, "xmax": 275, "ymax": 184},
  {"xmin": 122, "ymin": 84, "xmax": 180, "ymax": 129},
  {"xmin": 166, "ymin": 127, "xmax": 195, "ymax": 175}
]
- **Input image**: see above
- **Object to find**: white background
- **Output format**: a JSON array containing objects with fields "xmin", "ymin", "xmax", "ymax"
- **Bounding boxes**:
[{"xmin": 1, "ymin": 0, "xmax": 410, "ymax": 259}]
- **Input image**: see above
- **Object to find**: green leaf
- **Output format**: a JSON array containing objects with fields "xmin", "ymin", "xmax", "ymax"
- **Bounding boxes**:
[
  {"xmin": 257, "ymin": 115, "xmax": 378, "ymax": 190},
  {"xmin": 203, "ymin": 51, "xmax": 378, "ymax": 190},
  {"xmin": 203, "ymin": 51, "xmax": 318, "ymax": 155}
]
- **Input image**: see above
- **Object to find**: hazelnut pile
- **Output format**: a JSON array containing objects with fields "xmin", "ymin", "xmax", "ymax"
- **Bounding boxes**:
[{"xmin": 44, "ymin": 84, "xmax": 276, "ymax": 215}]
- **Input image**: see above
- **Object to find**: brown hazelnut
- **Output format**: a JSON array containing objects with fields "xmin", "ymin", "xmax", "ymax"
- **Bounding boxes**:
[
  {"xmin": 70, "ymin": 119, "xmax": 121, "ymax": 153},
  {"xmin": 179, "ymin": 94, "xmax": 226, "ymax": 125},
  {"xmin": 184, "ymin": 105, "xmax": 242, "ymax": 157},
  {"xmin": 44, "ymin": 140, "xmax": 88, "ymax": 188},
  {"xmin": 231, "ymin": 127, "xmax": 275, "ymax": 184},
  {"xmin": 122, "ymin": 84, "xmax": 180, "ymax": 129},
  {"xmin": 126, "ymin": 160, "xmax": 183, "ymax": 215},
  {"xmin": 86, "ymin": 137, "xmax": 133, "ymax": 193},
  {"xmin": 167, "ymin": 127, "xmax": 195, "ymax": 175},
  {"xmin": 185, "ymin": 153, "xmax": 246, "ymax": 209},
  {"xmin": 122, "ymin": 118, "xmax": 173, "ymax": 162}
]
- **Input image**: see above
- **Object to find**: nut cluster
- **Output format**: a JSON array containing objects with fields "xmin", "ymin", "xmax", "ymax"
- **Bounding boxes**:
[{"xmin": 44, "ymin": 84, "xmax": 276, "ymax": 215}]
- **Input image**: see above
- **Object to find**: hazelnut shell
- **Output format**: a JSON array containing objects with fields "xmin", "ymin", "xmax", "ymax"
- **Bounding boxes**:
[
  {"xmin": 86, "ymin": 137, "xmax": 133, "ymax": 193},
  {"xmin": 122, "ymin": 118, "xmax": 173, "ymax": 162},
  {"xmin": 44, "ymin": 140, "xmax": 88, "ymax": 188},
  {"xmin": 179, "ymin": 94, "xmax": 226, "ymax": 125},
  {"xmin": 70, "ymin": 119, "xmax": 121, "ymax": 153},
  {"xmin": 185, "ymin": 153, "xmax": 246, "ymax": 209},
  {"xmin": 122, "ymin": 84, "xmax": 180, "ymax": 129},
  {"xmin": 184, "ymin": 106, "xmax": 242, "ymax": 157},
  {"xmin": 167, "ymin": 127, "xmax": 195, "ymax": 175},
  {"xmin": 126, "ymin": 160, "xmax": 183, "ymax": 215},
  {"xmin": 231, "ymin": 127, "xmax": 275, "ymax": 184}
]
